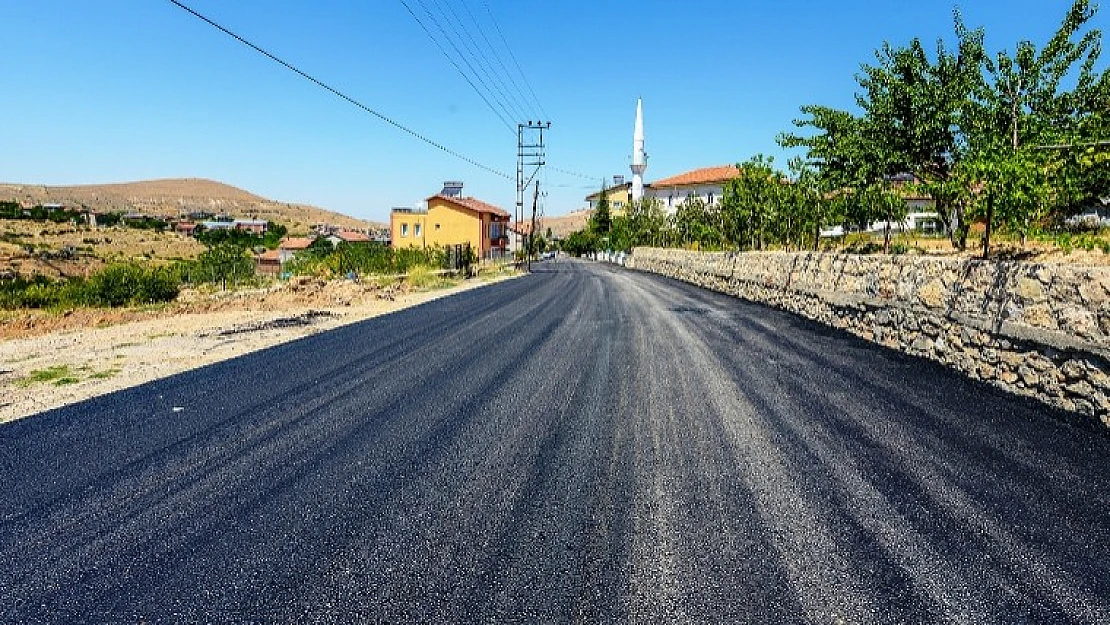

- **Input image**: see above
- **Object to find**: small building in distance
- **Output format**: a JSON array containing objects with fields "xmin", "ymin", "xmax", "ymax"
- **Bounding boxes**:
[
  {"xmin": 585, "ymin": 180, "xmax": 633, "ymax": 215},
  {"xmin": 276, "ymin": 236, "xmax": 316, "ymax": 264},
  {"xmin": 391, "ymin": 182, "xmax": 510, "ymax": 260},
  {"xmin": 326, "ymin": 230, "xmax": 373, "ymax": 246}
]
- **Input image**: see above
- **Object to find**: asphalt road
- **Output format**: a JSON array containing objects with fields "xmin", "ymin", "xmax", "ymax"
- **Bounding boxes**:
[{"xmin": 2, "ymin": 259, "xmax": 1109, "ymax": 624}]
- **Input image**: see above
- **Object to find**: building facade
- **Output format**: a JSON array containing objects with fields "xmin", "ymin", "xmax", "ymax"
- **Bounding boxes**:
[
  {"xmin": 584, "ymin": 182, "xmax": 633, "ymax": 215},
  {"xmin": 391, "ymin": 191, "xmax": 510, "ymax": 259},
  {"xmin": 645, "ymin": 165, "xmax": 741, "ymax": 213}
]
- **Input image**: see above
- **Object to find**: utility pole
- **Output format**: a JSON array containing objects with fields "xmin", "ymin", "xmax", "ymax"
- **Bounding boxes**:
[
  {"xmin": 517, "ymin": 121, "xmax": 549, "ymax": 267},
  {"xmin": 528, "ymin": 180, "xmax": 539, "ymax": 272}
]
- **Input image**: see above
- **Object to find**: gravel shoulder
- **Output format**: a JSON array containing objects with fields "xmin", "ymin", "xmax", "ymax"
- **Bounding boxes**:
[{"xmin": 0, "ymin": 273, "xmax": 517, "ymax": 423}]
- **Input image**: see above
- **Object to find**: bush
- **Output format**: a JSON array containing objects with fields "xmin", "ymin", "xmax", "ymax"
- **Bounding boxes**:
[
  {"xmin": 404, "ymin": 264, "xmax": 441, "ymax": 288},
  {"xmin": 0, "ymin": 263, "xmax": 179, "ymax": 310},
  {"xmin": 0, "ymin": 276, "xmax": 63, "ymax": 309},
  {"xmin": 83, "ymin": 264, "xmax": 178, "ymax": 306}
]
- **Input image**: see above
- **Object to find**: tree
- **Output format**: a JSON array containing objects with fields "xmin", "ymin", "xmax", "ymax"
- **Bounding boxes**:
[
  {"xmin": 787, "ymin": 156, "xmax": 837, "ymax": 250},
  {"xmin": 624, "ymin": 197, "xmax": 669, "ymax": 248},
  {"xmin": 853, "ymin": 12, "xmax": 986, "ymax": 249},
  {"xmin": 673, "ymin": 195, "xmax": 721, "ymax": 248},
  {"xmin": 196, "ymin": 243, "xmax": 254, "ymax": 289},
  {"xmin": 562, "ymin": 229, "xmax": 598, "ymax": 256},
  {"xmin": 961, "ymin": 0, "xmax": 1104, "ymax": 255},
  {"xmin": 721, "ymin": 156, "xmax": 785, "ymax": 250},
  {"xmin": 589, "ymin": 181, "xmax": 612, "ymax": 236}
]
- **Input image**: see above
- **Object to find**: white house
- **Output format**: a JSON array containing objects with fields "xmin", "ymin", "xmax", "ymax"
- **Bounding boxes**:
[{"xmin": 645, "ymin": 165, "xmax": 741, "ymax": 214}]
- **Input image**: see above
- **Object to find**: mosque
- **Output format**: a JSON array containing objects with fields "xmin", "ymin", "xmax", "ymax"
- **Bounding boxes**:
[{"xmin": 586, "ymin": 98, "xmax": 741, "ymax": 215}]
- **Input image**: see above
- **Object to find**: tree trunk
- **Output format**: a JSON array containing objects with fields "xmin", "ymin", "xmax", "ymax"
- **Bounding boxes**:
[
  {"xmin": 953, "ymin": 204, "xmax": 968, "ymax": 251},
  {"xmin": 883, "ymin": 205, "xmax": 892, "ymax": 254},
  {"xmin": 982, "ymin": 195, "xmax": 994, "ymax": 260}
]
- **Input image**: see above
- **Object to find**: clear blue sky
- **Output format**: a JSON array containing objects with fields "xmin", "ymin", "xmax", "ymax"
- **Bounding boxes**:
[{"xmin": 1, "ymin": 0, "xmax": 1101, "ymax": 223}]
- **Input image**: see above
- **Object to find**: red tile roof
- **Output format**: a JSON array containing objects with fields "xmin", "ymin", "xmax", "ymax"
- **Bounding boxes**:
[
  {"xmin": 279, "ymin": 236, "xmax": 315, "ymax": 250},
  {"xmin": 428, "ymin": 194, "xmax": 510, "ymax": 218},
  {"xmin": 333, "ymin": 230, "xmax": 371, "ymax": 242},
  {"xmin": 256, "ymin": 249, "xmax": 281, "ymax": 262},
  {"xmin": 650, "ymin": 165, "xmax": 741, "ymax": 188}
]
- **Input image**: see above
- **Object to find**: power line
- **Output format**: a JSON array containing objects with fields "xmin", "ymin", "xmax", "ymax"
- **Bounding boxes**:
[
  {"xmin": 549, "ymin": 165, "xmax": 597, "ymax": 181},
  {"xmin": 166, "ymin": 0, "xmax": 512, "ymax": 180},
  {"xmin": 424, "ymin": 0, "xmax": 529, "ymax": 123},
  {"xmin": 482, "ymin": 0, "xmax": 548, "ymax": 120},
  {"xmin": 399, "ymin": 0, "xmax": 517, "ymax": 133},
  {"xmin": 455, "ymin": 0, "xmax": 538, "ymax": 120}
]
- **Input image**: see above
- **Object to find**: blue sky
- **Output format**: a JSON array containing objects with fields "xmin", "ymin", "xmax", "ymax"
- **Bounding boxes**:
[{"xmin": 1, "ymin": 1, "xmax": 1102, "ymax": 223}]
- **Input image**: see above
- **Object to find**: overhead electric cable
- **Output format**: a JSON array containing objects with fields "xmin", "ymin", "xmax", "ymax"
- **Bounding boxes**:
[
  {"xmin": 399, "ymin": 0, "xmax": 517, "ymax": 133},
  {"xmin": 453, "ymin": 0, "xmax": 537, "ymax": 120},
  {"xmin": 482, "ymin": 0, "xmax": 548, "ymax": 120},
  {"xmin": 166, "ymin": 0, "xmax": 511, "ymax": 180},
  {"xmin": 424, "ymin": 0, "xmax": 529, "ymax": 123},
  {"xmin": 549, "ymin": 165, "xmax": 597, "ymax": 181}
]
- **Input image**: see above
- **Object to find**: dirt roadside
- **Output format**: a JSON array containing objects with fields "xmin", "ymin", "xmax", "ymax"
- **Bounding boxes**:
[{"xmin": 0, "ymin": 273, "xmax": 518, "ymax": 423}]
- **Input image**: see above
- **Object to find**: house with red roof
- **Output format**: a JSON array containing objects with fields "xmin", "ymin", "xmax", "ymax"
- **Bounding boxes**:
[
  {"xmin": 326, "ymin": 230, "xmax": 373, "ymax": 246},
  {"xmin": 276, "ymin": 236, "xmax": 317, "ymax": 264},
  {"xmin": 646, "ymin": 165, "xmax": 741, "ymax": 212},
  {"xmin": 582, "ymin": 165, "xmax": 743, "ymax": 214},
  {"xmin": 391, "ymin": 182, "xmax": 510, "ymax": 259}
]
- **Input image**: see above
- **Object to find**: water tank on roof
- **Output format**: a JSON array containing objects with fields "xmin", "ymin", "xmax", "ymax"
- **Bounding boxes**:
[{"xmin": 442, "ymin": 181, "xmax": 464, "ymax": 197}]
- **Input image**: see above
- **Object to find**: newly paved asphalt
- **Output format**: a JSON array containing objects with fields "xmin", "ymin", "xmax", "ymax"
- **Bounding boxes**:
[{"xmin": 2, "ymin": 259, "xmax": 1109, "ymax": 623}]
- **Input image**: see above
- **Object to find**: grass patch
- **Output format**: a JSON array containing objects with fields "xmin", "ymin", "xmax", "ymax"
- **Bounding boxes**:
[
  {"xmin": 89, "ymin": 368, "xmax": 120, "ymax": 380},
  {"xmin": 402, "ymin": 264, "xmax": 458, "ymax": 289},
  {"xmin": 17, "ymin": 364, "xmax": 75, "ymax": 387}
]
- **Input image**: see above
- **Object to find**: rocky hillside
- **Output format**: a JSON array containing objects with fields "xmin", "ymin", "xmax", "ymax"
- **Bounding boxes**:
[
  {"xmin": 541, "ymin": 209, "xmax": 591, "ymax": 239},
  {"xmin": 0, "ymin": 178, "xmax": 383, "ymax": 233}
]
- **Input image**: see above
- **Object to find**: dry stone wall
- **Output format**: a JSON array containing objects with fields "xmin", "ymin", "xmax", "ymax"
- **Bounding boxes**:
[{"xmin": 628, "ymin": 247, "xmax": 1110, "ymax": 430}]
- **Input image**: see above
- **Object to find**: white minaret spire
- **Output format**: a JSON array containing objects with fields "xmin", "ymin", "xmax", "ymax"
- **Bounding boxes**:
[{"xmin": 631, "ymin": 97, "xmax": 647, "ymax": 202}]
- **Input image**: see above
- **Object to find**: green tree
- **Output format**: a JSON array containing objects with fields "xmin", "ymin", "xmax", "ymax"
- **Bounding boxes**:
[
  {"xmin": 673, "ymin": 195, "xmax": 721, "ymax": 248},
  {"xmin": 589, "ymin": 181, "xmax": 612, "ymax": 236},
  {"xmin": 721, "ymin": 156, "xmax": 785, "ymax": 250},
  {"xmin": 852, "ymin": 12, "xmax": 986, "ymax": 249},
  {"xmin": 196, "ymin": 243, "xmax": 254, "ymax": 289},
  {"xmin": 961, "ymin": 0, "xmax": 1105, "ymax": 255},
  {"xmin": 562, "ymin": 229, "xmax": 599, "ymax": 256},
  {"xmin": 624, "ymin": 197, "xmax": 669, "ymax": 248}
]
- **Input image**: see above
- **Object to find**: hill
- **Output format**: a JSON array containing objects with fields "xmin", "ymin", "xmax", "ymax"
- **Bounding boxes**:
[
  {"xmin": 0, "ymin": 178, "xmax": 384, "ymax": 233},
  {"xmin": 540, "ymin": 209, "xmax": 591, "ymax": 239}
]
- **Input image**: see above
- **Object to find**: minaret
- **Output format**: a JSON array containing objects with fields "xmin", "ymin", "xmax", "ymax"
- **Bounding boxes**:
[{"xmin": 630, "ymin": 97, "xmax": 647, "ymax": 202}]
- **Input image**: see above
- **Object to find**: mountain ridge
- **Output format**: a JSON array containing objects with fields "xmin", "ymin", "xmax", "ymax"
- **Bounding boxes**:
[{"xmin": 0, "ymin": 178, "xmax": 384, "ymax": 232}]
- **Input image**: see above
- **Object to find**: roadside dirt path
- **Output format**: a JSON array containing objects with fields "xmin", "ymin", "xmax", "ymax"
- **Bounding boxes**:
[{"xmin": 0, "ymin": 274, "xmax": 516, "ymax": 423}]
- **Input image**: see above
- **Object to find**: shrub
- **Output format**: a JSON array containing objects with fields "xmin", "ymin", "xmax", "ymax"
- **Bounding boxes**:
[
  {"xmin": 404, "ymin": 264, "xmax": 443, "ymax": 288},
  {"xmin": 83, "ymin": 263, "xmax": 179, "ymax": 306}
]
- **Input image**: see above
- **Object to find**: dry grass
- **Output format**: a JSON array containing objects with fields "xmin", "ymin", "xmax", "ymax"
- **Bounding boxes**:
[{"xmin": 0, "ymin": 220, "xmax": 207, "ymax": 278}]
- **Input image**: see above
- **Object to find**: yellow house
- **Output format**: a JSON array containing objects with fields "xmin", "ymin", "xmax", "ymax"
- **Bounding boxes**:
[
  {"xmin": 391, "ymin": 192, "xmax": 510, "ymax": 259},
  {"xmin": 584, "ymin": 182, "xmax": 632, "ymax": 217}
]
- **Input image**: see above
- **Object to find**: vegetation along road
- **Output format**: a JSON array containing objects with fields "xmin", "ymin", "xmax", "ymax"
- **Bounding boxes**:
[{"xmin": 2, "ymin": 259, "xmax": 1108, "ymax": 623}]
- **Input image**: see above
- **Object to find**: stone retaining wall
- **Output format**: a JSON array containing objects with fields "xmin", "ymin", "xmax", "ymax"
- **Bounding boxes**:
[{"xmin": 628, "ymin": 247, "xmax": 1110, "ymax": 429}]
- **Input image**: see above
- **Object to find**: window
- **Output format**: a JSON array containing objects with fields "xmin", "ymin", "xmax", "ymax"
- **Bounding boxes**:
[
  {"xmin": 435, "ymin": 223, "xmax": 441, "ymax": 230},
  {"xmin": 414, "ymin": 223, "xmax": 422, "ymax": 237},
  {"xmin": 707, "ymin": 193, "xmax": 715, "ymax": 205},
  {"xmin": 401, "ymin": 223, "xmax": 409, "ymax": 236}
]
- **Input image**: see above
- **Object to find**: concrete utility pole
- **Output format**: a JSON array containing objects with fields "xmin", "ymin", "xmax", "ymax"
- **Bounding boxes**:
[
  {"xmin": 517, "ymin": 121, "xmax": 549, "ymax": 264},
  {"xmin": 528, "ymin": 180, "xmax": 539, "ymax": 272}
]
